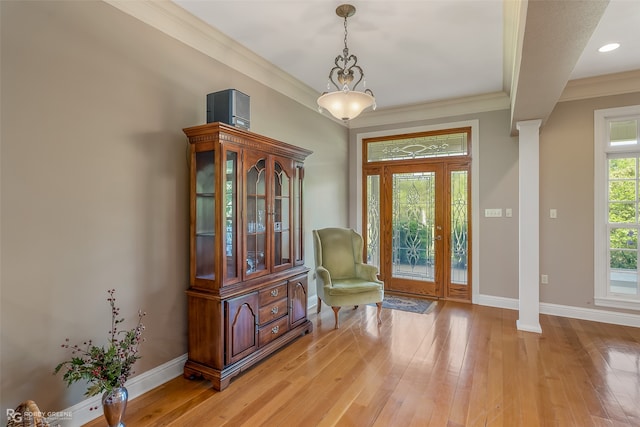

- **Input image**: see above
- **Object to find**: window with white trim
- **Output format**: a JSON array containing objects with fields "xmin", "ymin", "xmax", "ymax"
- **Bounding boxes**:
[{"xmin": 595, "ymin": 105, "xmax": 640, "ymax": 310}]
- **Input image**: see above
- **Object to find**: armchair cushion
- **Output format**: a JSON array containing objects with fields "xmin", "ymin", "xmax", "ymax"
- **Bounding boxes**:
[{"xmin": 326, "ymin": 279, "xmax": 383, "ymax": 296}]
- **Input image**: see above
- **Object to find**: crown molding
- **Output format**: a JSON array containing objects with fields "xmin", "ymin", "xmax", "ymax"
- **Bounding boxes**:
[
  {"xmin": 560, "ymin": 70, "xmax": 640, "ymax": 102},
  {"xmin": 104, "ymin": 0, "xmax": 320, "ymax": 110},
  {"xmin": 104, "ymin": 1, "xmax": 510, "ymax": 129},
  {"xmin": 349, "ymin": 92, "xmax": 511, "ymax": 129}
]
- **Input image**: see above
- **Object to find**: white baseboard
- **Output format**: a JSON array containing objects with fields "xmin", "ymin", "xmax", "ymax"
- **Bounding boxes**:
[
  {"xmin": 540, "ymin": 301, "xmax": 640, "ymax": 327},
  {"xmin": 475, "ymin": 294, "xmax": 519, "ymax": 310},
  {"xmin": 51, "ymin": 353, "xmax": 187, "ymax": 427},
  {"xmin": 476, "ymin": 293, "xmax": 640, "ymax": 328}
]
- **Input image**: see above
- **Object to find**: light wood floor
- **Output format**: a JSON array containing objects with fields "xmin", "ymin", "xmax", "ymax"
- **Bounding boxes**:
[{"xmin": 85, "ymin": 301, "xmax": 640, "ymax": 426}]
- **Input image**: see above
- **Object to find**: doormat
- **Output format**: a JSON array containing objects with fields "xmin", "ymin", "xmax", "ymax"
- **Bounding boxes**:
[{"xmin": 377, "ymin": 295, "xmax": 437, "ymax": 314}]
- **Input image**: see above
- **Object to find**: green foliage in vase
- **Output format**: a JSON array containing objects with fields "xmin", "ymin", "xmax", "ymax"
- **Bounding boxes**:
[{"xmin": 54, "ymin": 289, "xmax": 146, "ymax": 397}]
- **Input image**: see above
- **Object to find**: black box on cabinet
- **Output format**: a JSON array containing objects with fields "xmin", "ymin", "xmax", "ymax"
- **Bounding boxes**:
[{"xmin": 206, "ymin": 89, "xmax": 250, "ymax": 130}]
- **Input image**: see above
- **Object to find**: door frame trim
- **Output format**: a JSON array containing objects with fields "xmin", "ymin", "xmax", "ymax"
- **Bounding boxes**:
[{"xmin": 351, "ymin": 119, "xmax": 480, "ymax": 303}]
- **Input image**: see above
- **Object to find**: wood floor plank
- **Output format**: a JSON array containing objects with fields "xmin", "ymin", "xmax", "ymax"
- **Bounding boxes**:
[{"xmin": 82, "ymin": 301, "xmax": 640, "ymax": 427}]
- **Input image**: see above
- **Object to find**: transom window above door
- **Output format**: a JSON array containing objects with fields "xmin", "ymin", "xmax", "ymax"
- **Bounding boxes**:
[{"xmin": 366, "ymin": 130, "xmax": 469, "ymax": 162}]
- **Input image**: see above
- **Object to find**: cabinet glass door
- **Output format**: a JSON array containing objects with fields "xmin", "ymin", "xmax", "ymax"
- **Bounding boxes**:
[
  {"xmin": 195, "ymin": 149, "xmax": 215, "ymax": 281},
  {"xmin": 246, "ymin": 157, "xmax": 267, "ymax": 276},
  {"xmin": 224, "ymin": 148, "xmax": 239, "ymax": 282},
  {"xmin": 273, "ymin": 160, "xmax": 292, "ymax": 270},
  {"xmin": 293, "ymin": 164, "xmax": 304, "ymax": 266}
]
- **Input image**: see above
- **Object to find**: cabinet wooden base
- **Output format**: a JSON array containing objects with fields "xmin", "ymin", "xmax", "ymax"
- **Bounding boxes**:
[{"xmin": 184, "ymin": 319, "xmax": 313, "ymax": 391}]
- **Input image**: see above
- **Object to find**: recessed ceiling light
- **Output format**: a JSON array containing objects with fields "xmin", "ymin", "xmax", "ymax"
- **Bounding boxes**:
[{"xmin": 598, "ymin": 43, "xmax": 620, "ymax": 53}]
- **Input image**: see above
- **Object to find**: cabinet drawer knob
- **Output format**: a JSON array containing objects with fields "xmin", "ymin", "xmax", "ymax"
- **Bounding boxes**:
[
  {"xmin": 270, "ymin": 289, "xmax": 279, "ymax": 297},
  {"xmin": 271, "ymin": 325, "xmax": 280, "ymax": 334},
  {"xmin": 271, "ymin": 306, "xmax": 279, "ymax": 315}
]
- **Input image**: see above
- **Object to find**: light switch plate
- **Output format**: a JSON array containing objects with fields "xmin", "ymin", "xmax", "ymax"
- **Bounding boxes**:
[{"xmin": 485, "ymin": 208, "xmax": 503, "ymax": 218}]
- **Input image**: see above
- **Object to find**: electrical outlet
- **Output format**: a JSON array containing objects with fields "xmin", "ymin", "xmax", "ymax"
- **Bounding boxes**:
[{"xmin": 541, "ymin": 274, "xmax": 549, "ymax": 284}]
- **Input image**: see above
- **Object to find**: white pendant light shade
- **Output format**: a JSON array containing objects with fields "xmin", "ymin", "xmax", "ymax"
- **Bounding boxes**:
[{"xmin": 317, "ymin": 90, "xmax": 376, "ymax": 121}]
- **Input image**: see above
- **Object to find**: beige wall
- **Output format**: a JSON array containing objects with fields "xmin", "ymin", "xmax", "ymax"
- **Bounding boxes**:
[
  {"xmin": 0, "ymin": 0, "xmax": 346, "ymax": 411},
  {"xmin": 541, "ymin": 92, "xmax": 640, "ymax": 310}
]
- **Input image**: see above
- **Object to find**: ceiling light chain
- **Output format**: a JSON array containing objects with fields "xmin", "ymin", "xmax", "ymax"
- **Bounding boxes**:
[
  {"xmin": 317, "ymin": 4, "xmax": 376, "ymax": 121},
  {"xmin": 343, "ymin": 14, "xmax": 349, "ymax": 54}
]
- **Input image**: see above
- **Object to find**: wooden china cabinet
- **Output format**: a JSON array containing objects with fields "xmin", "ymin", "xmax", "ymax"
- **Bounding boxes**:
[{"xmin": 182, "ymin": 122, "xmax": 313, "ymax": 391}]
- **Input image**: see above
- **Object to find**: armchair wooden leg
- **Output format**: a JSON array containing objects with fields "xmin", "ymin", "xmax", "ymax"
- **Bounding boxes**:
[
  {"xmin": 332, "ymin": 306, "xmax": 341, "ymax": 329},
  {"xmin": 317, "ymin": 297, "xmax": 322, "ymax": 314},
  {"xmin": 376, "ymin": 302, "xmax": 382, "ymax": 325}
]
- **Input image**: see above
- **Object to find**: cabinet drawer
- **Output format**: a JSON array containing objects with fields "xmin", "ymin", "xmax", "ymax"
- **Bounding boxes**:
[
  {"xmin": 259, "ymin": 283, "xmax": 287, "ymax": 306},
  {"xmin": 258, "ymin": 316, "xmax": 289, "ymax": 347},
  {"xmin": 258, "ymin": 298, "xmax": 288, "ymax": 325}
]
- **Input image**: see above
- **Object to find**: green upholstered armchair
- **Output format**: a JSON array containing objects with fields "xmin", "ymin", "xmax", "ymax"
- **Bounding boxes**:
[{"xmin": 312, "ymin": 227, "xmax": 384, "ymax": 329}]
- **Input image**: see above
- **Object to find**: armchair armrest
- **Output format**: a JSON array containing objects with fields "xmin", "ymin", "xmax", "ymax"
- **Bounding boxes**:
[
  {"xmin": 315, "ymin": 266, "xmax": 332, "ymax": 288},
  {"xmin": 355, "ymin": 263, "xmax": 382, "ymax": 283}
]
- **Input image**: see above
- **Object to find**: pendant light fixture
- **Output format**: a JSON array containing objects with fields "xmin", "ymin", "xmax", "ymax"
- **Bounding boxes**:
[{"xmin": 317, "ymin": 4, "xmax": 376, "ymax": 121}]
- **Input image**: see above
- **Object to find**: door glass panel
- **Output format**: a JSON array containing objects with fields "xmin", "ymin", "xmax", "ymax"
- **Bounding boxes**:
[
  {"xmin": 195, "ymin": 150, "xmax": 215, "ymax": 280},
  {"xmin": 392, "ymin": 172, "xmax": 435, "ymax": 281},
  {"xmin": 247, "ymin": 159, "xmax": 266, "ymax": 274},
  {"xmin": 366, "ymin": 175, "xmax": 381, "ymax": 268},
  {"xmin": 274, "ymin": 162, "xmax": 290, "ymax": 267},
  {"xmin": 450, "ymin": 170, "xmax": 468, "ymax": 285},
  {"xmin": 225, "ymin": 150, "xmax": 238, "ymax": 279}
]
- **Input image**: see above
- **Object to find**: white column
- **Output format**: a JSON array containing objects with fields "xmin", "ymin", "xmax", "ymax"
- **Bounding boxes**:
[{"xmin": 516, "ymin": 120, "xmax": 542, "ymax": 333}]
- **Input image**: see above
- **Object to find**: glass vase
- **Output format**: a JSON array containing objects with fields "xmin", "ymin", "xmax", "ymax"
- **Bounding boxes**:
[{"xmin": 102, "ymin": 386, "xmax": 128, "ymax": 427}]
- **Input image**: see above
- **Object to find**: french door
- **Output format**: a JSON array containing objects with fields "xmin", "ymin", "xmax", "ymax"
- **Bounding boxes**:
[{"xmin": 363, "ymin": 129, "xmax": 471, "ymax": 301}]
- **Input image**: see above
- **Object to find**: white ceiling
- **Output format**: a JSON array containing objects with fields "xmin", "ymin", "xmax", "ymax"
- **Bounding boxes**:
[
  {"xmin": 171, "ymin": 0, "xmax": 640, "ymax": 115},
  {"xmin": 571, "ymin": 0, "xmax": 640, "ymax": 80}
]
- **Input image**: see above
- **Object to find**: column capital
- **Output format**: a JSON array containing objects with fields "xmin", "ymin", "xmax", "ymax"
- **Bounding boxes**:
[{"xmin": 516, "ymin": 119, "xmax": 542, "ymax": 131}]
